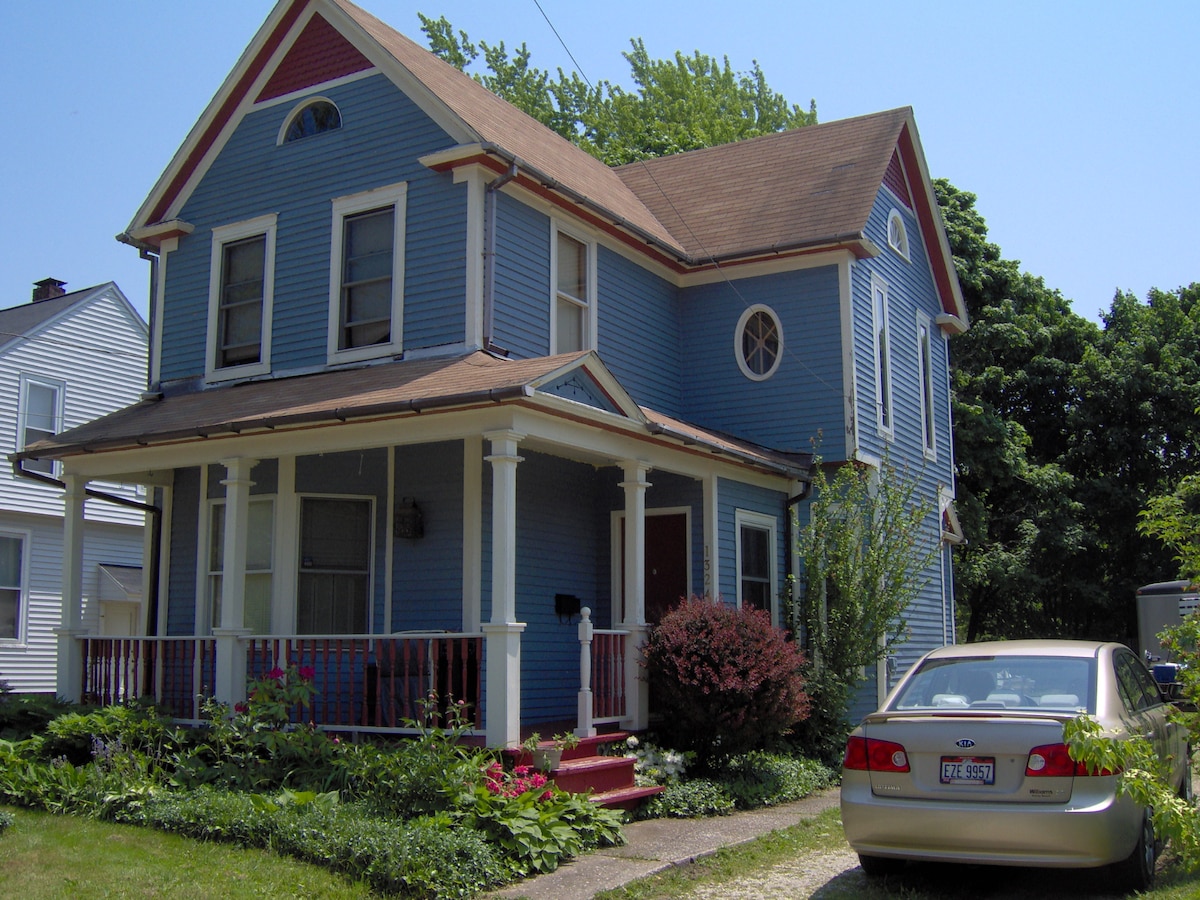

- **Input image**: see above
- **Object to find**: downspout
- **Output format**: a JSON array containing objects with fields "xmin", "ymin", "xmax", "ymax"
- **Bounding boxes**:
[
  {"xmin": 12, "ymin": 458, "xmax": 163, "ymax": 635},
  {"xmin": 784, "ymin": 464, "xmax": 817, "ymax": 642},
  {"xmin": 483, "ymin": 163, "xmax": 519, "ymax": 354}
]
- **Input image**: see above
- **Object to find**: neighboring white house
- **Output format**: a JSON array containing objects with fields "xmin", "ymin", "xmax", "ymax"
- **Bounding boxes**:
[{"xmin": 0, "ymin": 279, "xmax": 149, "ymax": 693}]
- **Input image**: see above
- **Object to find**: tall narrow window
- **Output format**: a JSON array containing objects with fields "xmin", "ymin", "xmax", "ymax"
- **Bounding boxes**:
[
  {"xmin": 297, "ymin": 497, "xmax": 371, "ymax": 634},
  {"xmin": 552, "ymin": 227, "xmax": 594, "ymax": 353},
  {"xmin": 329, "ymin": 183, "xmax": 406, "ymax": 362},
  {"xmin": 0, "ymin": 533, "xmax": 25, "ymax": 641},
  {"xmin": 208, "ymin": 499, "xmax": 274, "ymax": 633},
  {"xmin": 917, "ymin": 315, "xmax": 937, "ymax": 457},
  {"xmin": 872, "ymin": 276, "xmax": 893, "ymax": 434},
  {"xmin": 19, "ymin": 376, "xmax": 63, "ymax": 476},
  {"xmin": 736, "ymin": 511, "xmax": 776, "ymax": 618},
  {"xmin": 207, "ymin": 214, "xmax": 276, "ymax": 379}
]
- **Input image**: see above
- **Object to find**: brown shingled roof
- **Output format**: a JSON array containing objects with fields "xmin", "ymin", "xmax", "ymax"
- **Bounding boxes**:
[{"xmin": 614, "ymin": 108, "xmax": 911, "ymax": 261}]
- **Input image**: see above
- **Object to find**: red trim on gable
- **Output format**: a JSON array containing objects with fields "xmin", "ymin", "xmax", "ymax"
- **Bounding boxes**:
[
  {"xmin": 257, "ymin": 13, "xmax": 372, "ymax": 102},
  {"xmin": 883, "ymin": 150, "xmax": 912, "ymax": 208},
  {"xmin": 897, "ymin": 126, "xmax": 958, "ymax": 321},
  {"xmin": 145, "ymin": 0, "xmax": 309, "ymax": 225}
]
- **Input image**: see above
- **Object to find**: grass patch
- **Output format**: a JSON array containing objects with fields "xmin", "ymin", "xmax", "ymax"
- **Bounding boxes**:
[{"xmin": 0, "ymin": 806, "xmax": 378, "ymax": 899}]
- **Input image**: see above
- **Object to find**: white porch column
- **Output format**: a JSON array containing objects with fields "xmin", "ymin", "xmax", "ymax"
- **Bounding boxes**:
[
  {"xmin": 213, "ymin": 457, "xmax": 257, "ymax": 706},
  {"xmin": 620, "ymin": 460, "xmax": 651, "ymax": 731},
  {"xmin": 483, "ymin": 430, "xmax": 526, "ymax": 747},
  {"xmin": 55, "ymin": 474, "xmax": 88, "ymax": 702}
]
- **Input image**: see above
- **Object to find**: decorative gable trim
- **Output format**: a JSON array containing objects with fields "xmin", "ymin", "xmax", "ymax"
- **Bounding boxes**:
[
  {"xmin": 883, "ymin": 150, "xmax": 912, "ymax": 209},
  {"xmin": 256, "ymin": 12, "xmax": 372, "ymax": 103}
]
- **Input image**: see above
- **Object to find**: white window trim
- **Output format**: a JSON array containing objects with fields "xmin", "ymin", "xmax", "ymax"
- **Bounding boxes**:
[
  {"xmin": 0, "ymin": 529, "xmax": 30, "ymax": 644},
  {"xmin": 205, "ymin": 214, "xmax": 277, "ymax": 382},
  {"xmin": 887, "ymin": 208, "xmax": 910, "ymax": 260},
  {"xmin": 735, "ymin": 509, "xmax": 777, "ymax": 624},
  {"xmin": 203, "ymin": 495, "xmax": 276, "ymax": 634},
  {"xmin": 276, "ymin": 96, "xmax": 341, "ymax": 146},
  {"xmin": 871, "ymin": 274, "xmax": 894, "ymax": 437},
  {"xmin": 734, "ymin": 304, "xmax": 784, "ymax": 381},
  {"xmin": 327, "ymin": 182, "xmax": 407, "ymax": 365},
  {"xmin": 295, "ymin": 493, "xmax": 376, "ymax": 635},
  {"xmin": 17, "ymin": 374, "xmax": 65, "ymax": 477},
  {"xmin": 549, "ymin": 220, "xmax": 598, "ymax": 354},
  {"xmin": 916, "ymin": 310, "xmax": 937, "ymax": 460}
]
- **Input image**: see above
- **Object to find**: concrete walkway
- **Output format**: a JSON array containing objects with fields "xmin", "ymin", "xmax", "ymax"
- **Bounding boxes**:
[{"xmin": 486, "ymin": 788, "xmax": 841, "ymax": 899}]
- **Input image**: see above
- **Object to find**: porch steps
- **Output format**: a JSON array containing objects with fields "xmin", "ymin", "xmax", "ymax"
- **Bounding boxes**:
[{"xmin": 511, "ymin": 732, "xmax": 665, "ymax": 810}]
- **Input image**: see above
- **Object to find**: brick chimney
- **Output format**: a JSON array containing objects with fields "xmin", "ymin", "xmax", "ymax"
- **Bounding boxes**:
[{"xmin": 32, "ymin": 278, "xmax": 67, "ymax": 302}]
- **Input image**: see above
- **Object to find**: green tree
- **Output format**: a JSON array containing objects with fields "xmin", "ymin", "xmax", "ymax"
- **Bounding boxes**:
[
  {"xmin": 788, "ymin": 458, "xmax": 936, "ymax": 763},
  {"xmin": 419, "ymin": 15, "xmax": 817, "ymax": 164}
]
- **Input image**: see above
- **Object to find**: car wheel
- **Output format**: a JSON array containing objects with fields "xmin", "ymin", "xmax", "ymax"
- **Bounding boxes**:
[
  {"xmin": 857, "ymin": 854, "xmax": 905, "ymax": 878},
  {"xmin": 1113, "ymin": 809, "xmax": 1156, "ymax": 893}
]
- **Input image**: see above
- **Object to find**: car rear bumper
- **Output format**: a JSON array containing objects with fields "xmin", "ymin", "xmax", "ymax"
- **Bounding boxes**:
[{"xmin": 840, "ymin": 771, "xmax": 1142, "ymax": 868}]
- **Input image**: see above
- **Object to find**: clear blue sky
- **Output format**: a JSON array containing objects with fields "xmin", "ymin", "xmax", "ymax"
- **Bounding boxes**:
[{"xmin": 3, "ymin": 1, "xmax": 1196, "ymax": 324}]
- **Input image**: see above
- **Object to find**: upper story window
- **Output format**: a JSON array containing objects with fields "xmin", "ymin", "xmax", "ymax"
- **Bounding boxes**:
[
  {"xmin": 206, "ymin": 214, "xmax": 276, "ymax": 380},
  {"xmin": 872, "ymin": 275, "xmax": 894, "ymax": 435},
  {"xmin": 917, "ymin": 312, "xmax": 937, "ymax": 458},
  {"xmin": 0, "ymin": 531, "xmax": 28, "ymax": 642},
  {"xmin": 551, "ymin": 225, "xmax": 596, "ymax": 354},
  {"xmin": 736, "ymin": 510, "xmax": 776, "ymax": 622},
  {"xmin": 281, "ymin": 98, "xmax": 341, "ymax": 144},
  {"xmin": 735, "ymin": 305, "xmax": 783, "ymax": 381},
  {"xmin": 18, "ymin": 375, "xmax": 64, "ymax": 476},
  {"xmin": 887, "ymin": 209, "xmax": 910, "ymax": 260},
  {"xmin": 328, "ymin": 183, "xmax": 407, "ymax": 363}
]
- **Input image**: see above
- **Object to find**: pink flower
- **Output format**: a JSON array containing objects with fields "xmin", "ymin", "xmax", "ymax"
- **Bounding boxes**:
[
  {"xmin": 298, "ymin": 665, "xmax": 316, "ymax": 681},
  {"xmin": 234, "ymin": 701, "xmax": 249, "ymax": 714},
  {"xmin": 266, "ymin": 666, "xmax": 286, "ymax": 680}
]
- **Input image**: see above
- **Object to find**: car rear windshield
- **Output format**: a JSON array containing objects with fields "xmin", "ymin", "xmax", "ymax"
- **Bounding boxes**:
[{"xmin": 890, "ymin": 655, "xmax": 1096, "ymax": 713}]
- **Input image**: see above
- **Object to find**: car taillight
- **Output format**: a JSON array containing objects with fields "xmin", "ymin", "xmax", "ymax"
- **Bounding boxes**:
[
  {"xmin": 843, "ymin": 736, "xmax": 910, "ymax": 772},
  {"xmin": 1025, "ymin": 742, "xmax": 1118, "ymax": 777}
]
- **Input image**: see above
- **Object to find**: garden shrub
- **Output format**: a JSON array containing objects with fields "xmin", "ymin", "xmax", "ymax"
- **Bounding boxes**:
[
  {"xmin": 40, "ymin": 701, "xmax": 173, "ymax": 766},
  {"xmin": 642, "ymin": 597, "xmax": 810, "ymax": 763},
  {"xmin": 717, "ymin": 750, "xmax": 836, "ymax": 809},
  {"xmin": 0, "ymin": 682, "xmax": 74, "ymax": 741},
  {"xmin": 637, "ymin": 778, "xmax": 735, "ymax": 819}
]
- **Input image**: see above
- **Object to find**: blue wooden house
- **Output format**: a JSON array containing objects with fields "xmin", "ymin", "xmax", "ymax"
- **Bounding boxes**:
[{"xmin": 18, "ymin": 0, "xmax": 968, "ymax": 747}]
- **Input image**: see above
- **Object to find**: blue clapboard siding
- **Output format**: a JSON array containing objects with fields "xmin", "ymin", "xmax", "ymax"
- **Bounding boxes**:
[
  {"xmin": 161, "ymin": 74, "xmax": 466, "ymax": 383},
  {"xmin": 295, "ymin": 448, "xmax": 389, "ymax": 634},
  {"xmin": 391, "ymin": 441, "xmax": 465, "ymax": 632},
  {"xmin": 514, "ymin": 450, "xmax": 605, "ymax": 724},
  {"xmin": 680, "ymin": 267, "xmax": 846, "ymax": 459},
  {"xmin": 167, "ymin": 467, "xmax": 201, "ymax": 636},
  {"xmin": 597, "ymin": 248, "xmax": 683, "ymax": 415},
  {"xmin": 715, "ymin": 478, "xmax": 788, "ymax": 609},
  {"xmin": 491, "ymin": 193, "xmax": 551, "ymax": 358}
]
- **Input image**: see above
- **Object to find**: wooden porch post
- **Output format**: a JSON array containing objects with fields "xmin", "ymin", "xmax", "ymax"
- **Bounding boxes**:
[
  {"xmin": 213, "ymin": 457, "xmax": 257, "ymax": 706},
  {"xmin": 620, "ymin": 460, "xmax": 651, "ymax": 731},
  {"xmin": 54, "ymin": 474, "xmax": 87, "ymax": 703},
  {"xmin": 483, "ymin": 430, "xmax": 526, "ymax": 747}
]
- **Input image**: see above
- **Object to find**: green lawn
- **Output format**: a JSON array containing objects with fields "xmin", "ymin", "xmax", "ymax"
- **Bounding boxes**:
[{"xmin": 0, "ymin": 806, "xmax": 379, "ymax": 899}]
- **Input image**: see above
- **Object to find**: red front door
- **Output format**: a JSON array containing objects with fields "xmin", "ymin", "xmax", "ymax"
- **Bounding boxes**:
[{"xmin": 620, "ymin": 513, "xmax": 688, "ymax": 625}]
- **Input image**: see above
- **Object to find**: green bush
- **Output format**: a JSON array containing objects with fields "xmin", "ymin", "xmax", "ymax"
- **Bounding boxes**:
[
  {"xmin": 40, "ymin": 702, "xmax": 174, "ymax": 766},
  {"xmin": 637, "ymin": 778, "xmax": 736, "ymax": 819},
  {"xmin": 717, "ymin": 751, "xmax": 836, "ymax": 809},
  {"xmin": 0, "ymin": 683, "xmax": 74, "ymax": 741},
  {"xmin": 642, "ymin": 597, "xmax": 810, "ymax": 765}
]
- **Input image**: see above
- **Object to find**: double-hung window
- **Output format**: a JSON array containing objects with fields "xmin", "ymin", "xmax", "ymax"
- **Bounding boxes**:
[
  {"xmin": 872, "ymin": 275, "xmax": 894, "ymax": 435},
  {"xmin": 551, "ymin": 225, "xmax": 596, "ymax": 354},
  {"xmin": 328, "ymin": 183, "xmax": 406, "ymax": 362},
  {"xmin": 0, "ymin": 532, "xmax": 28, "ymax": 642},
  {"xmin": 207, "ymin": 214, "xmax": 276, "ymax": 380},
  {"xmin": 736, "ymin": 510, "xmax": 776, "ymax": 619},
  {"xmin": 207, "ymin": 498, "xmax": 274, "ymax": 633},
  {"xmin": 18, "ymin": 375, "xmax": 63, "ymax": 476},
  {"xmin": 297, "ymin": 497, "xmax": 372, "ymax": 634},
  {"xmin": 917, "ymin": 312, "xmax": 937, "ymax": 458}
]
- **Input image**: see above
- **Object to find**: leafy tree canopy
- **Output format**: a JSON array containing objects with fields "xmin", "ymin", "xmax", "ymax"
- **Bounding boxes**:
[{"xmin": 419, "ymin": 14, "xmax": 817, "ymax": 164}]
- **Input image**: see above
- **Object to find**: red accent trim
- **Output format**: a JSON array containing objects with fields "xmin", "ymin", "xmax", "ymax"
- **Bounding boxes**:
[
  {"xmin": 883, "ymin": 150, "xmax": 912, "ymax": 208},
  {"xmin": 257, "ymin": 13, "xmax": 372, "ymax": 102},
  {"xmin": 897, "ymin": 125, "xmax": 959, "ymax": 321},
  {"xmin": 146, "ymin": 1, "xmax": 308, "ymax": 224}
]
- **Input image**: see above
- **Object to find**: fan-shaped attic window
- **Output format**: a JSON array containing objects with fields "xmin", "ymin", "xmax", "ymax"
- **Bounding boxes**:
[
  {"xmin": 887, "ymin": 209, "xmax": 910, "ymax": 260},
  {"xmin": 281, "ymin": 99, "xmax": 341, "ymax": 144}
]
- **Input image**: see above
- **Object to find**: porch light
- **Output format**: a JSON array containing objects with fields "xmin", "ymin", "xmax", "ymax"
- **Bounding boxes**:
[{"xmin": 394, "ymin": 496, "xmax": 424, "ymax": 539}]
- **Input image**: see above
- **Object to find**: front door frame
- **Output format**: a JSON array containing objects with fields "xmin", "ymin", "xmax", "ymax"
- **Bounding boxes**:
[{"xmin": 610, "ymin": 506, "xmax": 692, "ymax": 627}]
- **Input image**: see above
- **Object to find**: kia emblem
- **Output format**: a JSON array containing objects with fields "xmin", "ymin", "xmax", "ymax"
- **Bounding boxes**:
[{"xmin": 955, "ymin": 738, "xmax": 975, "ymax": 749}]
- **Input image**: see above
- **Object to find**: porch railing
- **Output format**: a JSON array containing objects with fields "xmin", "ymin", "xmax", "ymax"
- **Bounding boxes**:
[
  {"xmin": 80, "ymin": 633, "xmax": 483, "ymax": 732},
  {"xmin": 578, "ymin": 608, "xmax": 628, "ymax": 731}
]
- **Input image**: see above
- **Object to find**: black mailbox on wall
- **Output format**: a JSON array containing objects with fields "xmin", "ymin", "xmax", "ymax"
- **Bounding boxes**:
[{"xmin": 554, "ymin": 593, "xmax": 581, "ymax": 623}]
